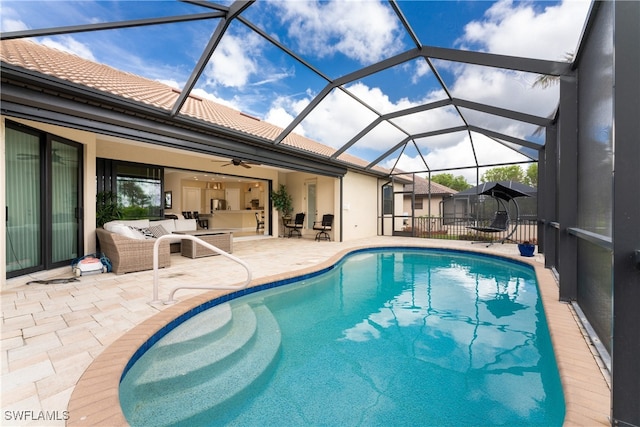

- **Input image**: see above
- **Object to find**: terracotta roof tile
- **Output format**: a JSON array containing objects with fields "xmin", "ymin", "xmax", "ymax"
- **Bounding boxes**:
[
  {"xmin": 2, "ymin": 39, "xmax": 383, "ymax": 171},
  {"xmin": 404, "ymin": 175, "xmax": 457, "ymax": 195}
]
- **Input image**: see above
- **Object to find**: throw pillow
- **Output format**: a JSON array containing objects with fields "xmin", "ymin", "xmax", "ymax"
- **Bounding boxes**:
[
  {"xmin": 149, "ymin": 224, "xmax": 169, "ymax": 238},
  {"xmin": 110, "ymin": 224, "xmax": 146, "ymax": 240},
  {"xmin": 151, "ymin": 219, "xmax": 176, "ymax": 233},
  {"xmin": 134, "ymin": 227, "xmax": 155, "ymax": 239}
]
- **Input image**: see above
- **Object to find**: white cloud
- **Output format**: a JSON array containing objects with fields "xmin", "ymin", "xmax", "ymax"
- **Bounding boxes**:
[
  {"xmin": 153, "ymin": 79, "xmax": 244, "ymax": 111},
  {"xmin": 41, "ymin": 36, "xmax": 96, "ymax": 61},
  {"xmin": 273, "ymin": 0, "xmax": 404, "ymax": 64},
  {"xmin": 5, "ymin": 0, "xmax": 587, "ymax": 183},
  {"xmin": 385, "ymin": 131, "xmax": 535, "ymax": 183},
  {"xmin": 206, "ymin": 33, "xmax": 259, "ymax": 88},
  {"xmin": 450, "ymin": 65, "xmax": 559, "ymax": 119},
  {"xmin": 1, "ymin": 7, "xmax": 96, "ymax": 62},
  {"xmin": 314, "ymin": 0, "xmax": 587, "ymax": 179},
  {"xmin": 190, "ymin": 88, "xmax": 243, "ymax": 111},
  {"xmin": 459, "ymin": 0, "xmax": 590, "ymax": 60},
  {"xmin": 264, "ymin": 106, "xmax": 295, "ymax": 130},
  {"xmin": 200, "ymin": 30, "xmax": 297, "ymax": 116},
  {"xmin": 0, "ymin": 6, "xmax": 28, "ymax": 32},
  {"xmin": 289, "ymin": 87, "xmax": 380, "ymax": 149},
  {"xmin": 347, "ymin": 82, "xmax": 415, "ymax": 114},
  {"xmin": 271, "ymin": 0, "xmax": 587, "ymax": 159},
  {"xmin": 263, "ymin": 96, "xmax": 309, "ymax": 136},
  {"xmin": 1, "ymin": 18, "xmax": 28, "ymax": 32},
  {"xmin": 157, "ymin": 79, "xmax": 181, "ymax": 90},
  {"xmin": 412, "ymin": 60, "xmax": 432, "ymax": 84}
]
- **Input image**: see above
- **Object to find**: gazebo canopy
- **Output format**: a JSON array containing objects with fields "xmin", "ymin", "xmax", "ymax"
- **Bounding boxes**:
[{"xmin": 456, "ymin": 181, "xmax": 535, "ymax": 201}]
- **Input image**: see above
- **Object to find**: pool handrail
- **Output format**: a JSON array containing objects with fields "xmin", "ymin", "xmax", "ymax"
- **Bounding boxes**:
[{"xmin": 152, "ymin": 234, "xmax": 252, "ymax": 304}]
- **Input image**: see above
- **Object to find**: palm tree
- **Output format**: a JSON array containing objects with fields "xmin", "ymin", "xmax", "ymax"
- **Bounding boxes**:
[
  {"xmin": 531, "ymin": 52, "xmax": 575, "ymax": 136},
  {"xmin": 532, "ymin": 52, "xmax": 575, "ymax": 89}
]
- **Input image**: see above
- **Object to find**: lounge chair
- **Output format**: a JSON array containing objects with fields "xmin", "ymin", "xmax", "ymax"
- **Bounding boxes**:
[
  {"xmin": 468, "ymin": 210, "xmax": 513, "ymax": 246},
  {"xmin": 468, "ymin": 210, "xmax": 509, "ymax": 233},
  {"xmin": 466, "ymin": 182, "xmax": 530, "ymax": 246}
]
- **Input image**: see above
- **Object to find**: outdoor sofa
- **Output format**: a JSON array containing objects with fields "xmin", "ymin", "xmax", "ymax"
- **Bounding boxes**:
[{"xmin": 96, "ymin": 218, "xmax": 198, "ymax": 274}]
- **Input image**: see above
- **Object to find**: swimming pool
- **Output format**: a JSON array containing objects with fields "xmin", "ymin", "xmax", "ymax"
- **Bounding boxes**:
[{"xmin": 120, "ymin": 248, "xmax": 565, "ymax": 426}]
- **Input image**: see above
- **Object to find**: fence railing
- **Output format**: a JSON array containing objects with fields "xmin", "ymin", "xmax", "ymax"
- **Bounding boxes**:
[{"xmin": 397, "ymin": 216, "xmax": 538, "ymax": 244}]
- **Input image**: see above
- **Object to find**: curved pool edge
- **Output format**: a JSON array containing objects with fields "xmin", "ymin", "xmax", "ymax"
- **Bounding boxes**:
[{"xmin": 66, "ymin": 243, "xmax": 610, "ymax": 426}]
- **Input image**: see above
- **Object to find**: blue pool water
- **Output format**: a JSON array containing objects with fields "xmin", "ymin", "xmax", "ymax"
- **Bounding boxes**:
[{"xmin": 120, "ymin": 248, "xmax": 565, "ymax": 426}]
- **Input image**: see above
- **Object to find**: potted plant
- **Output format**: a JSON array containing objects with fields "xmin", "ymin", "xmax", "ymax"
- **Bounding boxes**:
[
  {"xmin": 271, "ymin": 184, "xmax": 293, "ymax": 216},
  {"xmin": 96, "ymin": 191, "xmax": 123, "ymax": 227},
  {"xmin": 518, "ymin": 241, "xmax": 535, "ymax": 257},
  {"xmin": 271, "ymin": 184, "xmax": 293, "ymax": 236}
]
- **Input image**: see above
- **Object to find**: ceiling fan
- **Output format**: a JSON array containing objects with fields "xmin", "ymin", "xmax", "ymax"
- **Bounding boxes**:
[{"xmin": 212, "ymin": 158, "xmax": 260, "ymax": 169}]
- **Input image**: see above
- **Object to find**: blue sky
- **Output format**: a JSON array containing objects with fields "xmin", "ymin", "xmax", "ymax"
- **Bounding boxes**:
[{"xmin": 1, "ymin": 0, "xmax": 591, "ymax": 180}]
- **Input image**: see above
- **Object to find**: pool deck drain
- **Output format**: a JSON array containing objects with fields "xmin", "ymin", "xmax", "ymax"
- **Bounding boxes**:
[{"xmin": 2, "ymin": 236, "xmax": 610, "ymax": 426}]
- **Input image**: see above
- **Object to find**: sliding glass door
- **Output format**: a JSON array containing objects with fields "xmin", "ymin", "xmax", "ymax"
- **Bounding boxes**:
[
  {"xmin": 5, "ymin": 127, "xmax": 42, "ymax": 274},
  {"xmin": 5, "ymin": 122, "xmax": 83, "ymax": 278},
  {"xmin": 50, "ymin": 139, "xmax": 81, "ymax": 264}
]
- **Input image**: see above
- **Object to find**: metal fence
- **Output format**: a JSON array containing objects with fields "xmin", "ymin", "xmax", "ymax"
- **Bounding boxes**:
[{"xmin": 396, "ymin": 216, "xmax": 538, "ymax": 244}]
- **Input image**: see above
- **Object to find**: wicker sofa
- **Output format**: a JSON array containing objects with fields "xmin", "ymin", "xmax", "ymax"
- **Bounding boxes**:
[
  {"xmin": 96, "ymin": 227, "xmax": 171, "ymax": 275},
  {"xmin": 96, "ymin": 218, "xmax": 198, "ymax": 274}
]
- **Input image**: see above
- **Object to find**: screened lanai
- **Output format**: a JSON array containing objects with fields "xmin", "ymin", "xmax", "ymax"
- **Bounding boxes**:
[
  {"xmin": 1, "ymin": 1, "xmax": 639, "ymax": 425},
  {"xmin": 1, "ymin": 0, "xmax": 579, "ymax": 178}
]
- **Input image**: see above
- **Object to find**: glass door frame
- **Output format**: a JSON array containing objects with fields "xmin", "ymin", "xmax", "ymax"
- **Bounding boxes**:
[
  {"xmin": 305, "ymin": 179, "xmax": 317, "ymax": 229},
  {"xmin": 5, "ymin": 121, "xmax": 84, "ymax": 278}
]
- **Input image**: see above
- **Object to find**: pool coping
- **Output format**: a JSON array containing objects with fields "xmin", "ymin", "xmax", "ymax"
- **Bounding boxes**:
[{"xmin": 66, "ymin": 244, "xmax": 611, "ymax": 426}]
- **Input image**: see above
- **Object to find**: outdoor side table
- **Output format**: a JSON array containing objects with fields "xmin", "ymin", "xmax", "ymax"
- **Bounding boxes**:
[{"xmin": 174, "ymin": 229, "xmax": 234, "ymax": 258}]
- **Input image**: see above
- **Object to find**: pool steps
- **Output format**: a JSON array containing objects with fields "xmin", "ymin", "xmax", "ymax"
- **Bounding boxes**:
[
  {"xmin": 120, "ymin": 302, "xmax": 281, "ymax": 425},
  {"xmin": 129, "ymin": 304, "xmax": 257, "ymax": 386},
  {"xmin": 156, "ymin": 302, "xmax": 233, "ymax": 346}
]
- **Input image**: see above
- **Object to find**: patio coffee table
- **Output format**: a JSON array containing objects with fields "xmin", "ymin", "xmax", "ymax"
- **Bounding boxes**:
[{"xmin": 174, "ymin": 229, "xmax": 234, "ymax": 258}]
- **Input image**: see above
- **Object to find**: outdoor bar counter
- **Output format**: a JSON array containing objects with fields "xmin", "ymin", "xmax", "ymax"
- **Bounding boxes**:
[{"xmin": 201, "ymin": 210, "xmax": 264, "ymax": 230}]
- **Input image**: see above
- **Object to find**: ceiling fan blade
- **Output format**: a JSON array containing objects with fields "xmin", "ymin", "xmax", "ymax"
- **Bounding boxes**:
[{"xmin": 212, "ymin": 158, "xmax": 258, "ymax": 168}]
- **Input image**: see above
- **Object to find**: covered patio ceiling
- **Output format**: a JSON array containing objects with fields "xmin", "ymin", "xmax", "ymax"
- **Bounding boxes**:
[{"xmin": 1, "ymin": 0, "xmax": 591, "ymax": 181}]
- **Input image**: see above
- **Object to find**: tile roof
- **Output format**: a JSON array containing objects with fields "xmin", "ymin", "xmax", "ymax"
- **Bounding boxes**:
[
  {"xmin": 403, "ymin": 175, "xmax": 457, "ymax": 195},
  {"xmin": 1, "ymin": 39, "xmax": 358, "ymax": 164}
]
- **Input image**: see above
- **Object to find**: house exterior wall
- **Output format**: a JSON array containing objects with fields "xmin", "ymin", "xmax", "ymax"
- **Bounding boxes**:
[
  {"xmin": 342, "ymin": 171, "xmax": 378, "ymax": 240},
  {"xmin": 2, "ymin": 116, "xmax": 377, "ymax": 281},
  {"xmin": 282, "ymin": 171, "xmax": 336, "ymax": 239},
  {"xmin": 402, "ymin": 196, "xmax": 444, "ymax": 218}
]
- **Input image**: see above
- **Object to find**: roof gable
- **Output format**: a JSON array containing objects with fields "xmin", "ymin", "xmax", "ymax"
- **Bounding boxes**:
[{"xmin": 403, "ymin": 176, "xmax": 457, "ymax": 195}]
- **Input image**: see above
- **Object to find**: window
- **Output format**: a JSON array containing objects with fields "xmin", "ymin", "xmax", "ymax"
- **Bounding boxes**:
[
  {"xmin": 382, "ymin": 184, "xmax": 393, "ymax": 215},
  {"xmin": 116, "ymin": 164, "xmax": 162, "ymax": 219},
  {"xmin": 413, "ymin": 198, "xmax": 423, "ymax": 210},
  {"xmin": 97, "ymin": 159, "xmax": 163, "ymax": 220}
]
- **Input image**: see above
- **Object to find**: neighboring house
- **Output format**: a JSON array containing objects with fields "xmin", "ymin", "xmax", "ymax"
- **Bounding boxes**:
[
  {"xmin": 402, "ymin": 176, "xmax": 457, "ymax": 218},
  {"xmin": 1, "ymin": 39, "xmax": 388, "ymax": 279}
]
